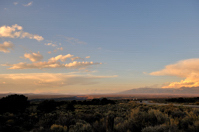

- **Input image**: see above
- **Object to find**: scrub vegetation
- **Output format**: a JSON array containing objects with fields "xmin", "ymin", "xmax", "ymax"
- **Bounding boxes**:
[{"xmin": 0, "ymin": 94, "xmax": 199, "ymax": 132}]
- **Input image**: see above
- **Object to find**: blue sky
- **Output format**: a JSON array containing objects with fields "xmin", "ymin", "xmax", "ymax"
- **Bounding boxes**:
[{"xmin": 1, "ymin": 0, "xmax": 199, "ymax": 94}]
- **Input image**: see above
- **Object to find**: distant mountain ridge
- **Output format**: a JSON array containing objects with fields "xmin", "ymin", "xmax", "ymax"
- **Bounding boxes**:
[
  {"xmin": 0, "ymin": 93, "xmax": 87, "ymax": 100},
  {"xmin": 119, "ymin": 87, "xmax": 199, "ymax": 95},
  {"xmin": 1, "ymin": 87, "xmax": 199, "ymax": 100}
]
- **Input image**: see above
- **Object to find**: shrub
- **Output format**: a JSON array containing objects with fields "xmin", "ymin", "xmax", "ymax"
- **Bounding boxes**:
[
  {"xmin": 37, "ymin": 113, "xmax": 57, "ymax": 129},
  {"xmin": 37, "ymin": 100, "xmax": 57, "ymax": 113},
  {"xmin": 0, "ymin": 94, "xmax": 29, "ymax": 114},
  {"xmin": 69, "ymin": 121, "xmax": 92, "ymax": 132},
  {"xmin": 50, "ymin": 124, "xmax": 67, "ymax": 132},
  {"xmin": 147, "ymin": 109, "xmax": 168, "ymax": 126},
  {"xmin": 93, "ymin": 118, "xmax": 106, "ymax": 132}
]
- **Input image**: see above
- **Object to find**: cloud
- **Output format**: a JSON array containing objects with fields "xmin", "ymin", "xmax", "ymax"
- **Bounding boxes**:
[
  {"xmin": 54, "ymin": 47, "xmax": 64, "ymax": 53},
  {"xmin": 0, "ymin": 24, "xmax": 43, "ymax": 41},
  {"xmin": 0, "ymin": 41, "xmax": 14, "ymax": 53},
  {"xmin": 65, "ymin": 61, "xmax": 102, "ymax": 69},
  {"xmin": 24, "ymin": 52, "xmax": 43, "ymax": 62},
  {"xmin": 44, "ymin": 42, "xmax": 63, "ymax": 52},
  {"xmin": 49, "ymin": 54, "xmax": 73, "ymax": 62},
  {"xmin": 0, "ymin": 24, "xmax": 22, "ymax": 38},
  {"xmin": 57, "ymin": 47, "xmax": 64, "ymax": 51},
  {"xmin": 23, "ymin": 1, "xmax": 33, "ymax": 7},
  {"xmin": 70, "ymin": 56, "xmax": 90, "ymax": 61},
  {"xmin": 13, "ymin": 2, "xmax": 18, "ymax": 5},
  {"xmin": 65, "ymin": 37, "xmax": 87, "ymax": 45},
  {"xmin": 2, "ymin": 54, "xmax": 101, "ymax": 70},
  {"xmin": 48, "ymin": 51, "xmax": 52, "ymax": 54},
  {"xmin": 150, "ymin": 58, "xmax": 199, "ymax": 88},
  {"xmin": 2, "ymin": 61, "xmax": 63, "ymax": 69},
  {"xmin": 71, "ymin": 57, "xmax": 84, "ymax": 61},
  {"xmin": 20, "ymin": 32, "xmax": 43, "ymax": 41},
  {"xmin": 45, "ymin": 42, "xmax": 57, "ymax": 47},
  {"xmin": 0, "ymin": 73, "xmax": 117, "ymax": 93}
]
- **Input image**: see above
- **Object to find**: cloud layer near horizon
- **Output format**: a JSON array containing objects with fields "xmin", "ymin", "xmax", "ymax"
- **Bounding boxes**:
[
  {"xmin": 150, "ymin": 58, "xmax": 199, "ymax": 88},
  {"xmin": 0, "ymin": 73, "xmax": 117, "ymax": 93}
]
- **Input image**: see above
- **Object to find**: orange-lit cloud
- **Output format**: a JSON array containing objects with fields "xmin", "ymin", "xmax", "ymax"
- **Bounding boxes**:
[
  {"xmin": 3, "ymin": 61, "xmax": 64, "ymax": 69},
  {"xmin": 45, "ymin": 42, "xmax": 57, "ymax": 47},
  {"xmin": 0, "ymin": 73, "xmax": 117, "ymax": 93},
  {"xmin": 24, "ymin": 52, "xmax": 43, "ymax": 62},
  {"xmin": 0, "ymin": 41, "xmax": 14, "ymax": 53},
  {"xmin": 49, "ymin": 54, "xmax": 73, "ymax": 62},
  {"xmin": 0, "ymin": 24, "xmax": 22, "ymax": 38},
  {"xmin": 48, "ymin": 47, "xmax": 64, "ymax": 54},
  {"xmin": 23, "ymin": 1, "xmax": 33, "ymax": 7},
  {"xmin": 65, "ymin": 61, "xmax": 101, "ymax": 69},
  {"xmin": 0, "ymin": 24, "xmax": 43, "ymax": 41},
  {"xmin": 71, "ymin": 57, "xmax": 83, "ymax": 61},
  {"xmin": 58, "ymin": 47, "xmax": 64, "ymax": 51},
  {"xmin": 48, "ymin": 51, "xmax": 52, "ymax": 54},
  {"xmin": 2, "ymin": 54, "xmax": 101, "ymax": 70},
  {"xmin": 150, "ymin": 58, "xmax": 199, "ymax": 88},
  {"xmin": 85, "ymin": 56, "xmax": 90, "ymax": 59}
]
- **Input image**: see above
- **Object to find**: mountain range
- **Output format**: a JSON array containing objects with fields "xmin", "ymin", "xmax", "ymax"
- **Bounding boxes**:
[{"xmin": 119, "ymin": 87, "xmax": 199, "ymax": 95}]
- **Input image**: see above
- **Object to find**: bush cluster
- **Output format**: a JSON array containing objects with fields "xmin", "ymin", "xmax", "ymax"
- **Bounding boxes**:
[{"xmin": 0, "ymin": 94, "xmax": 199, "ymax": 132}]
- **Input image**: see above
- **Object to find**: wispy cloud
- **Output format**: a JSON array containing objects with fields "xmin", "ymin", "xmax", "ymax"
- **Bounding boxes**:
[
  {"xmin": 2, "ymin": 61, "xmax": 64, "ymax": 69},
  {"xmin": 13, "ymin": 2, "xmax": 18, "ymax": 5},
  {"xmin": 0, "ymin": 24, "xmax": 43, "ymax": 41},
  {"xmin": 0, "ymin": 41, "xmax": 14, "ymax": 53},
  {"xmin": 48, "ymin": 51, "xmax": 52, "ymax": 54},
  {"xmin": 52, "ymin": 47, "xmax": 64, "ymax": 53},
  {"xmin": 45, "ymin": 42, "xmax": 64, "ymax": 54},
  {"xmin": 45, "ymin": 42, "xmax": 57, "ymax": 47},
  {"xmin": 23, "ymin": 1, "xmax": 33, "ymax": 7},
  {"xmin": 65, "ymin": 37, "xmax": 87, "ymax": 45},
  {"xmin": 71, "ymin": 57, "xmax": 84, "ymax": 61},
  {"xmin": 24, "ymin": 52, "xmax": 43, "ymax": 62},
  {"xmin": 150, "ymin": 58, "xmax": 199, "ymax": 88}
]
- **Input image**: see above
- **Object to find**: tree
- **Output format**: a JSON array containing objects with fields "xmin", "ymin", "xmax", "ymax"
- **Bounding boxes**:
[
  {"xmin": 0, "ymin": 94, "xmax": 29, "ymax": 114},
  {"xmin": 37, "ymin": 100, "xmax": 57, "ymax": 113}
]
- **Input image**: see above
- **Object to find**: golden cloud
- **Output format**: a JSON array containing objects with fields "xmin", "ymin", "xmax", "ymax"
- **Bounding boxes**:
[
  {"xmin": 3, "ymin": 61, "xmax": 64, "ymax": 69},
  {"xmin": 0, "ymin": 41, "xmax": 14, "ymax": 53},
  {"xmin": 65, "ymin": 61, "xmax": 102, "ymax": 69},
  {"xmin": 2, "ymin": 54, "xmax": 102, "ymax": 70},
  {"xmin": 71, "ymin": 57, "xmax": 83, "ymax": 61},
  {"xmin": 45, "ymin": 42, "xmax": 57, "ymax": 47},
  {"xmin": 24, "ymin": 52, "xmax": 43, "ymax": 62},
  {"xmin": 150, "ymin": 58, "xmax": 199, "ymax": 88},
  {"xmin": 0, "ymin": 24, "xmax": 43, "ymax": 41},
  {"xmin": 49, "ymin": 54, "xmax": 74, "ymax": 62},
  {"xmin": 0, "ymin": 73, "xmax": 117, "ymax": 93}
]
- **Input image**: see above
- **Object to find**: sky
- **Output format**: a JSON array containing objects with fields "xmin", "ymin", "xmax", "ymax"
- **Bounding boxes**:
[{"xmin": 1, "ymin": 0, "xmax": 199, "ymax": 94}]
